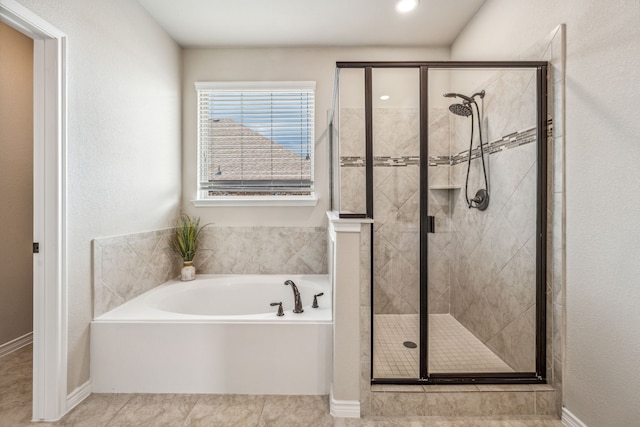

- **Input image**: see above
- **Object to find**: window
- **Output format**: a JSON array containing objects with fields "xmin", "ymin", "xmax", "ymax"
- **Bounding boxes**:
[{"xmin": 196, "ymin": 81, "xmax": 315, "ymax": 203}]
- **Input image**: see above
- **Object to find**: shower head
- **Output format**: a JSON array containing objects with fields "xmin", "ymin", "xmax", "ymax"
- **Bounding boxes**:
[
  {"xmin": 443, "ymin": 92, "xmax": 474, "ymax": 103},
  {"xmin": 448, "ymin": 103, "xmax": 473, "ymax": 117}
]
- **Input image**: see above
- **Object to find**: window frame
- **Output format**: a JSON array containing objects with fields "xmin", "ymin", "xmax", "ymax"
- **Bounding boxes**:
[{"xmin": 194, "ymin": 81, "xmax": 317, "ymax": 207}]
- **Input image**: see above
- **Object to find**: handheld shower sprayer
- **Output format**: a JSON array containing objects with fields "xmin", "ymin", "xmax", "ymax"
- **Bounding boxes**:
[
  {"xmin": 443, "ymin": 90, "xmax": 490, "ymax": 211},
  {"xmin": 443, "ymin": 92, "xmax": 474, "ymax": 103},
  {"xmin": 443, "ymin": 90, "xmax": 485, "ymax": 103}
]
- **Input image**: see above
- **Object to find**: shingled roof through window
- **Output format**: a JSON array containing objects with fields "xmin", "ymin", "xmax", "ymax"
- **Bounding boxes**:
[{"xmin": 201, "ymin": 118, "xmax": 311, "ymax": 182}]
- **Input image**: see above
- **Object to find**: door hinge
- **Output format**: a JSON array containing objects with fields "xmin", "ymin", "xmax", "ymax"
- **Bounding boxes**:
[{"xmin": 33, "ymin": 242, "xmax": 40, "ymax": 254}]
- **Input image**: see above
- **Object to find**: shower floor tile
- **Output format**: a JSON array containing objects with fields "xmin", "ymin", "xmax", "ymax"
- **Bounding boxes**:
[{"xmin": 373, "ymin": 314, "xmax": 513, "ymax": 378}]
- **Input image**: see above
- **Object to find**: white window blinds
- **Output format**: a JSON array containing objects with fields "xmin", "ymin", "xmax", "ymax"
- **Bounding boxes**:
[{"xmin": 196, "ymin": 81, "xmax": 315, "ymax": 197}]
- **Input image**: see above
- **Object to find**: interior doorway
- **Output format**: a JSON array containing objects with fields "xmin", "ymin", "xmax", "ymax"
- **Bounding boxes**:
[
  {"xmin": 0, "ymin": 0, "xmax": 67, "ymax": 421},
  {"xmin": 0, "ymin": 21, "xmax": 33, "ymax": 354}
]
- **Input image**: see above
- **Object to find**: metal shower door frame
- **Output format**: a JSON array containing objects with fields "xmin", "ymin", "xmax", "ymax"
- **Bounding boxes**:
[{"xmin": 335, "ymin": 61, "xmax": 548, "ymax": 386}]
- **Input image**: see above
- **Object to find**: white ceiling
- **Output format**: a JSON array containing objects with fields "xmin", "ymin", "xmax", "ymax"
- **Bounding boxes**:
[{"xmin": 137, "ymin": 0, "xmax": 486, "ymax": 48}]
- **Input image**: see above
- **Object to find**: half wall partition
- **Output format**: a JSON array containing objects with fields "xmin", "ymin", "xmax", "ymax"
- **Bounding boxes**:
[{"xmin": 330, "ymin": 62, "xmax": 548, "ymax": 384}]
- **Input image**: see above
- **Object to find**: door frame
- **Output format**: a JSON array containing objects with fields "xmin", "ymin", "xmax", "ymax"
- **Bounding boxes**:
[{"xmin": 0, "ymin": 0, "xmax": 67, "ymax": 421}]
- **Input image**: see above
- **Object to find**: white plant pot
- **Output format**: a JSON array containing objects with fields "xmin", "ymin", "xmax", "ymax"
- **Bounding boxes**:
[{"xmin": 181, "ymin": 261, "xmax": 196, "ymax": 281}]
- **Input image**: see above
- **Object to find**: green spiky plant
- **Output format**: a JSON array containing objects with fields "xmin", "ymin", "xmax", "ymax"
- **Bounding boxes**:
[{"xmin": 171, "ymin": 214, "xmax": 208, "ymax": 263}]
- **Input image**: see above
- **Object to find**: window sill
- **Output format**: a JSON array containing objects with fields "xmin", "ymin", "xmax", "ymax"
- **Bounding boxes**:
[{"xmin": 191, "ymin": 195, "xmax": 318, "ymax": 207}]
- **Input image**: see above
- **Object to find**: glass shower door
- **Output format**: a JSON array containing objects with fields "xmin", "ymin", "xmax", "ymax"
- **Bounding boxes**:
[
  {"xmin": 371, "ymin": 68, "xmax": 421, "ymax": 379},
  {"xmin": 427, "ymin": 67, "xmax": 540, "ymax": 375}
]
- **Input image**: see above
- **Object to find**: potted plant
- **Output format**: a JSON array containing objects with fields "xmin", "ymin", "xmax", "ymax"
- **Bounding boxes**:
[{"xmin": 171, "ymin": 214, "xmax": 208, "ymax": 281}]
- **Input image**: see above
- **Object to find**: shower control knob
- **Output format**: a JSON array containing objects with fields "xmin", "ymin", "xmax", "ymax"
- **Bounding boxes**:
[
  {"xmin": 270, "ymin": 302, "xmax": 284, "ymax": 316},
  {"xmin": 312, "ymin": 293, "xmax": 324, "ymax": 308}
]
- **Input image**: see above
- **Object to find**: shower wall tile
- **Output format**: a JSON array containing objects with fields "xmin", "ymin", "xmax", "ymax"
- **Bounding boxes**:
[
  {"xmin": 504, "ymin": 163, "xmax": 538, "ymax": 246},
  {"xmin": 485, "ymin": 70, "xmax": 537, "ymax": 143},
  {"xmin": 339, "ymin": 167, "xmax": 367, "ymax": 214},
  {"xmin": 450, "ymin": 141, "xmax": 538, "ymax": 370},
  {"xmin": 375, "ymin": 166, "xmax": 419, "ymax": 210},
  {"xmin": 372, "ymin": 108, "xmax": 419, "ymax": 157},
  {"xmin": 338, "ymin": 108, "xmax": 366, "ymax": 214},
  {"xmin": 428, "ymin": 164, "xmax": 450, "ymax": 189},
  {"xmin": 429, "ymin": 108, "xmax": 451, "ymax": 157},
  {"xmin": 339, "ymin": 107, "xmax": 365, "ymax": 157},
  {"xmin": 368, "ymin": 106, "xmax": 420, "ymax": 315},
  {"xmin": 93, "ymin": 226, "xmax": 327, "ymax": 317},
  {"xmin": 486, "ymin": 308, "xmax": 536, "ymax": 372},
  {"xmin": 93, "ymin": 229, "xmax": 181, "ymax": 317},
  {"xmin": 429, "ymin": 108, "xmax": 452, "ymax": 187},
  {"xmin": 450, "ymin": 114, "xmax": 471, "ymax": 156}
]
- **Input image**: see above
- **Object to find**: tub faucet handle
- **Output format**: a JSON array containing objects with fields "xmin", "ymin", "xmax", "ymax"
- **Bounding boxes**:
[
  {"xmin": 270, "ymin": 302, "xmax": 284, "ymax": 317},
  {"xmin": 312, "ymin": 293, "xmax": 324, "ymax": 308}
]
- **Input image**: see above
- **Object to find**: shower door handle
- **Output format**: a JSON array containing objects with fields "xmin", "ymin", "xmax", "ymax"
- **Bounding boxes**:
[{"xmin": 426, "ymin": 216, "xmax": 435, "ymax": 233}]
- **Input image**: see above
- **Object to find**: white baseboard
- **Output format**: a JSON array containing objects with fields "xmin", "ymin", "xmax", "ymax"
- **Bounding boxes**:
[
  {"xmin": 562, "ymin": 408, "xmax": 588, "ymax": 427},
  {"xmin": 66, "ymin": 380, "xmax": 91, "ymax": 413},
  {"xmin": 329, "ymin": 383, "xmax": 360, "ymax": 418},
  {"xmin": 0, "ymin": 332, "xmax": 33, "ymax": 358}
]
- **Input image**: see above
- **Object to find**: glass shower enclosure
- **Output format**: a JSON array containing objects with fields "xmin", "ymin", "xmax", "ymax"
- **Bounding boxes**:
[{"xmin": 330, "ymin": 62, "xmax": 548, "ymax": 384}]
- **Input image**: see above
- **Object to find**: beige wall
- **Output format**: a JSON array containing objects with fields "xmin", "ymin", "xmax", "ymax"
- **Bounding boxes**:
[
  {"xmin": 182, "ymin": 46, "xmax": 449, "ymax": 227},
  {"xmin": 15, "ymin": 0, "xmax": 183, "ymax": 393},
  {"xmin": 453, "ymin": 1, "xmax": 640, "ymax": 425},
  {"xmin": 0, "ymin": 21, "xmax": 33, "ymax": 346}
]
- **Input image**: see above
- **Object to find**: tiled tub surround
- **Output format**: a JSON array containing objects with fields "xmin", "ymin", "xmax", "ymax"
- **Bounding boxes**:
[
  {"xmin": 93, "ymin": 226, "xmax": 327, "ymax": 316},
  {"xmin": 93, "ymin": 229, "xmax": 180, "ymax": 318},
  {"xmin": 192, "ymin": 226, "xmax": 327, "ymax": 276}
]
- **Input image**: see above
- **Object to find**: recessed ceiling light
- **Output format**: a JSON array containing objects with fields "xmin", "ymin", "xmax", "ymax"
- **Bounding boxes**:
[
  {"xmin": 380, "ymin": 95, "xmax": 390, "ymax": 101},
  {"xmin": 395, "ymin": 0, "xmax": 419, "ymax": 13}
]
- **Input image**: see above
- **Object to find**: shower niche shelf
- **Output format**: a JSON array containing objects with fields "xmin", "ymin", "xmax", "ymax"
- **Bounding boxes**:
[{"xmin": 428, "ymin": 185, "xmax": 461, "ymax": 190}]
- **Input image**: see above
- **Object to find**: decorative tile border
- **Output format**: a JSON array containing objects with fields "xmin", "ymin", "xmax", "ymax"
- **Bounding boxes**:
[
  {"xmin": 373, "ymin": 156, "xmax": 420, "ymax": 167},
  {"xmin": 340, "ymin": 156, "xmax": 366, "ymax": 167},
  {"xmin": 428, "ymin": 156, "xmax": 450, "ymax": 166},
  {"xmin": 340, "ymin": 120, "xmax": 553, "ymax": 168},
  {"xmin": 341, "ymin": 156, "xmax": 419, "ymax": 167}
]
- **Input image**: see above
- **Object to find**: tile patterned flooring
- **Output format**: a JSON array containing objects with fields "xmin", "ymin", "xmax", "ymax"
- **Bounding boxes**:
[
  {"xmin": 374, "ymin": 314, "xmax": 513, "ymax": 378},
  {"xmin": 0, "ymin": 345, "xmax": 562, "ymax": 426}
]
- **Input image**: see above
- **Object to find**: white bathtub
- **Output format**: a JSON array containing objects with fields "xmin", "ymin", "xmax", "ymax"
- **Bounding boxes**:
[{"xmin": 91, "ymin": 274, "xmax": 333, "ymax": 395}]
